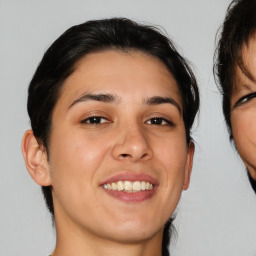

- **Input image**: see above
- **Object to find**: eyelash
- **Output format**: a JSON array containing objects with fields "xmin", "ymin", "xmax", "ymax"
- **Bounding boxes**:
[
  {"xmin": 81, "ymin": 116, "xmax": 110, "ymax": 125},
  {"xmin": 145, "ymin": 117, "xmax": 174, "ymax": 126},
  {"xmin": 235, "ymin": 92, "xmax": 256, "ymax": 107},
  {"xmin": 80, "ymin": 116, "xmax": 174, "ymax": 126}
]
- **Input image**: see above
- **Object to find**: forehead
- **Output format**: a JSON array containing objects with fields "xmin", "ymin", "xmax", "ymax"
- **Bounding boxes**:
[
  {"xmin": 58, "ymin": 50, "xmax": 181, "ymax": 105},
  {"xmin": 232, "ymin": 35, "xmax": 256, "ymax": 94}
]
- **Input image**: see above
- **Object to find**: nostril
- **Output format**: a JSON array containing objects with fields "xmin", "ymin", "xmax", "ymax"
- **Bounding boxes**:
[
  {"xmin": 141, "ymin": 153, "xmax": 148, "ymax": 159},
  {"xmin": 121, "ymin": 153, "xmax": 129, "ymax": 158}
]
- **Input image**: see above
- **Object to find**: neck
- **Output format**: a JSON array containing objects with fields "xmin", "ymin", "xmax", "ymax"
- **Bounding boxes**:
[
  {"xmin": 51, "ymin": 214, "xmax": 164, "ymax": 256},
  {"xmin": 52, "ymin": 235, "xmax": 163, "ymax": 256}
]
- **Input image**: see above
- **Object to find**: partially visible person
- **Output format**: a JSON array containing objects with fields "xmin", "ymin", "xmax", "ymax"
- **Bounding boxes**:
[
  {"xmin": 22, "ymin": 18, "xmax": 199, "ymax": 256},
  {"xmin": 215, "ymin": 0, "xmax": 256, "ymax": 192}
]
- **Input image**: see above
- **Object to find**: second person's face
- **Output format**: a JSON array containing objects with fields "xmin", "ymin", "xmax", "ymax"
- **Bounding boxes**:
[{"xmin": 231, "ymin": 35, "xmax": 256, "ymax": 182}]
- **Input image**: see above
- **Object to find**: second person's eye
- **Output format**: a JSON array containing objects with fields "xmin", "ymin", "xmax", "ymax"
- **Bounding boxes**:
[{"xmin": 234, "ymin": 92, "xmax": 256, "ymax": 108}]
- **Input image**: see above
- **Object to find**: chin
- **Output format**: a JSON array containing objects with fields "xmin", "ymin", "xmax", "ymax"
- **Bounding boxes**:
[
  {"xmin": 104, "ymin": 219, "xmax": 164, "ymax": 243},
  {"xmin": 112, "ymin": 228, "xmax": 162, "ymax": 244}
]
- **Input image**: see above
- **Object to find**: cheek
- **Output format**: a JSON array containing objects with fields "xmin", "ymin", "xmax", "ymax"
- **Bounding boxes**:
[
  {"xmin": 154, "ymin": 137, "xmax": 188, "ymax": 222},
  {"xmin": 156, "ymin": 129, "xmax": 188, "ymax": 166},
  {"xmin": 154, "ymin": 130, "xmax": 188, "ymax": 192},
  {"xmin": 47, "ymin": 127, "xmax": 113, "ymax": 223},
  {"xmin": 231, "ymin": 110, "xmax": 256, "ymax": 166},
  {"xmin": 48, "ymin": 127, "xmax": 111, "ymax": 189},
  {"xmin": 232, "ymin": 110, "xmax": 256, "ymax": 145}
]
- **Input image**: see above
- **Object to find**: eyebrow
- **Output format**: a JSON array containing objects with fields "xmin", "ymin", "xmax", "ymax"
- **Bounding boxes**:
[
  {"xmin": 68, "ymin": 93, "xmax": 181, "ymax": 113},
  {"xmin": 68, "ymin": 93, "xmax": 120, "ymax": 109},
  {"xmin": 233, "ymin": 83, "xmax": 253, "ymax": 94},
  {"xmin": 144, "ymin": 96, "xmax": 181, "ymax": 113}
]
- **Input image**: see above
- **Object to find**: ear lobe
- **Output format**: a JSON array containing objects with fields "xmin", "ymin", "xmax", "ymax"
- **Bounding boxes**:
[
  {"xmin": 21, "ymin": 130, "xmax": 52, "ymax": 186},
  {"xmin": 183, "ymin": 141, "xmax": 194, "ymax": 190}
]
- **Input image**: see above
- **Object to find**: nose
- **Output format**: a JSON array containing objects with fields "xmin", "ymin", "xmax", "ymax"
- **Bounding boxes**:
[{"xmin": 111, "ymin": 123, "xmax": 153, "ymax": 162}]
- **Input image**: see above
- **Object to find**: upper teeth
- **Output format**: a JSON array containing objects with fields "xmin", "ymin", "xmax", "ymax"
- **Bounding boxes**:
[{"xmin": 102, "ymin": 181, "xmax": 153, "ymax": 192}]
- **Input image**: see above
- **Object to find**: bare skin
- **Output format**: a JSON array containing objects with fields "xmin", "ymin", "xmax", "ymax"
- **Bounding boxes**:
[
  {"xmin": 231, "ymin": 34, "xmax": 256, "ymax": 181},
  {"xmin": 22, "ymin": 50, "xmax": 194, "ymax": 256}
]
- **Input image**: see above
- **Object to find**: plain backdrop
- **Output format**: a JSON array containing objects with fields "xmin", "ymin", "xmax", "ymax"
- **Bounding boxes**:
[{"xmin": 1, "ymin": 0, "xmax": 256, "ymax": 255}]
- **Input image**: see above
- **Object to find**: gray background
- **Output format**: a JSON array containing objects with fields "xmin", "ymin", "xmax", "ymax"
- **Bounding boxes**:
[{"xmin": 1, "ymin": 0, "xmax": 256, "ymax": 255}]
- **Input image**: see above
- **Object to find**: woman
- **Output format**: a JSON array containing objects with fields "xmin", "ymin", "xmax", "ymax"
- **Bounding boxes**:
[
  {"xmin": 215, "ymin": 0, "xmax": 256, "ymax": 192},
  {"xmin": 22, "ymin": 18, "xmax": 199, "ymax": 256}
]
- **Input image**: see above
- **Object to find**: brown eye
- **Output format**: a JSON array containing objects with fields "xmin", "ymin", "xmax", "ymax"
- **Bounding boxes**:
[
  {"xmin": 146, "ymin": 117, "xmax": 173, "ymax": 126},
  {"xmin": 234, "ymin": 92, "xmax": 256, "ymax": 108},
  {"xmin": 81, "ymin": 116, "xmax": 109, "ymax": 124}
]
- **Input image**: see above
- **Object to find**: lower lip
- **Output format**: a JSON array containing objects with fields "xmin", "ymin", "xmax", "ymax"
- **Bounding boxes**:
[{"xmin": 102, "ymin": 187, "xmax": 157, "ymax": 202}]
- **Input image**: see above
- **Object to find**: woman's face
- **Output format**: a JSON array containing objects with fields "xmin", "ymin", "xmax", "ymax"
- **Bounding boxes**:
[
  {"xmin": 47, "ymin": 50, "xmax": 194, "ymax": 243},
  {"xmin": 231, "ymin": 35, "xmax": 256, "ymax": 181}
]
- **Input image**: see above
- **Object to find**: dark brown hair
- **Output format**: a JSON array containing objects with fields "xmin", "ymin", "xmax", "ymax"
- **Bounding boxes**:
[
  {"xmin": 214, "ymin": 0, "xmax": 256, "ymax": 192},
  {"xmin": 214, "ymin": 0, "xmax": 256, "ymax": 136}
]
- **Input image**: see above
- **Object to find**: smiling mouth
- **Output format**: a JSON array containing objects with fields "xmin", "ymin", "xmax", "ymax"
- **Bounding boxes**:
[{"xmin": 102, "ymin": 181, "xmax": 154, "ymax": 193}]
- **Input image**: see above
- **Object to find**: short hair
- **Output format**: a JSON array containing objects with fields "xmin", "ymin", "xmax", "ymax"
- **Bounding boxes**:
[
  {"xmin": 214, "ymin": 0, "xmax": 256, "ymax": 137},
  {"xmin": 214, "ymin": 0, "xmax": 256, "ymax": 193},
  {"xmin": 27, "ymin": 18, "xmax": 199, "ymax": 254}
]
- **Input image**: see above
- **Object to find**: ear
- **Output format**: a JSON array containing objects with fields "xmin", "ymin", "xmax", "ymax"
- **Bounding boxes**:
[
  {"xmin": 183, "ymin": 141, "xmax": 194, "ymax": 190},
  {"xmin": 21, "ymin": 130, "xmax": 52, "ymax": 186}
]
